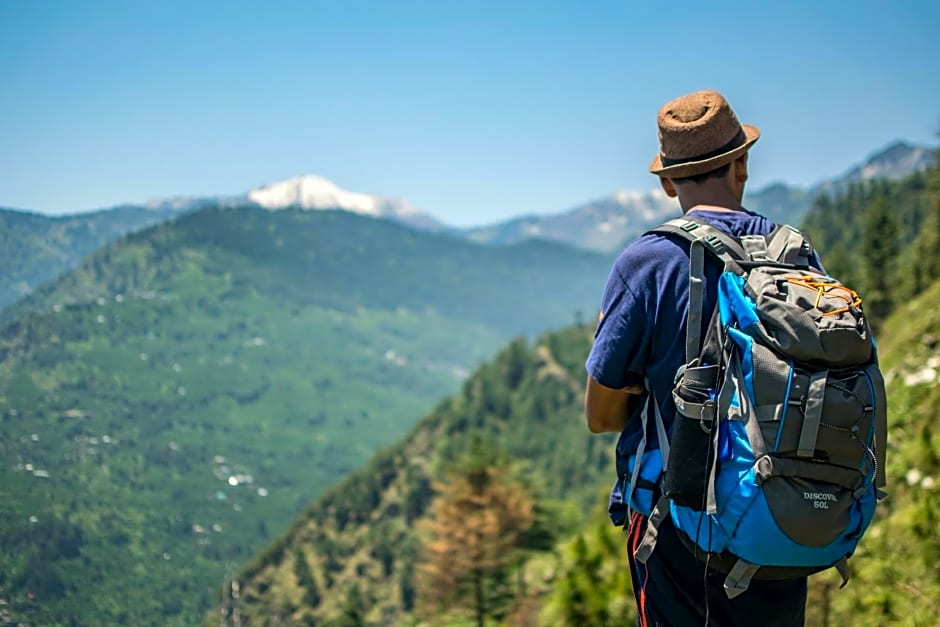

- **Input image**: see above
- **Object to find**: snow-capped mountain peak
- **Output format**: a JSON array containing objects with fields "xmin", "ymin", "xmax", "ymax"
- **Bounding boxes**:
[
  {"xmin": 248, "ymin": 175, "xmax": 391, "ymax": 215},
  {"xmin": 136, "ymin": 174, "xmax": 442, "ymax": 232}
]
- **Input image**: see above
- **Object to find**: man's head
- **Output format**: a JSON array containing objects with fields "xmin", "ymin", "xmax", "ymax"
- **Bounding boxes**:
[{"xmin": 649, "ymin": 89, "xmax": 759, "ymax": 205}]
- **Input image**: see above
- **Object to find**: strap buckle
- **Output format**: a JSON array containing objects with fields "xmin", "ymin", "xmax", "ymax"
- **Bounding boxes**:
[{"xmin": 702, "ymin": 234, "xmax": 728, "ymax": 255}]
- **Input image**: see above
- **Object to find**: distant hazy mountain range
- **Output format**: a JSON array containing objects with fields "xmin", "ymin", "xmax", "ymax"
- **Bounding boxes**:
[
  {"xmin": 0, "ymin": 141, "xmax": 933, "ymax": 310},
  {"xmin": 134, "ymin": 140, "xmax": 937, "ymax": 254},
  {"xmin": 78, "ymin": 142, "xmax": 940, "ymax": 249},
  {"xmin": 464, "ymin": 141, "xmax": 936, "ymax": 252}
]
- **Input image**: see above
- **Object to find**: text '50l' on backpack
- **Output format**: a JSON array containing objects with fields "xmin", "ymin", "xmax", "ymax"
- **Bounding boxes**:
[{"xmin": 629, "ymin": 216, "xmax": 887, "ymax": 599}]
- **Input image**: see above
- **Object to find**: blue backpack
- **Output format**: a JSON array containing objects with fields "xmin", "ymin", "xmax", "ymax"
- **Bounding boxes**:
[{"xmin": 620, "ymin": 216, "xmax": 887, "ymax": 598}]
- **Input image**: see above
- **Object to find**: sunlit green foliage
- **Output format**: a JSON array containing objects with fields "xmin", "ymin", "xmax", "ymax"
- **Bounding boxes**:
[
  {"xmin": 231, "ymin": 325, "xmax": 611, "ymax": 625},
  {"xmin": 800, "ymin": 158, "xmax": 938, "ymax": 326},
  {"xmin": 539, "ymin": 488, "xmax": 636, "ymax": 627},
  {"xmin": 0, "ymin": 207, "xmax": 610, "ymax": 626}
]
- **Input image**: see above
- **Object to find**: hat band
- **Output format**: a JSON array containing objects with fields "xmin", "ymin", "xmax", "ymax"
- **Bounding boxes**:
[{"xmin": 660, "ymin": 128, "xmax": 746, "ymax": 167}]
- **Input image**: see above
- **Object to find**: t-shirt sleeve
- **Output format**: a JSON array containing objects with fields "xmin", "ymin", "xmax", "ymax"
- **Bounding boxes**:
[{"xmin": 585, "ymin": 256, "xmax": 652, "ymax": 390}]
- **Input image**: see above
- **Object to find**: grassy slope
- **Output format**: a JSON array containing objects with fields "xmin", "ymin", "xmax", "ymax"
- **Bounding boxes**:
[{"xmin": 0, "ymin": 278, "xmax": 498, "ymax": 625}]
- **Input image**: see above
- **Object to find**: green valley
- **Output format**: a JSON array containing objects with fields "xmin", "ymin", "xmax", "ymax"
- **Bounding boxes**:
[{"xmin": 0, "ymin": 206, "xmax": 612, "ymax": 625}]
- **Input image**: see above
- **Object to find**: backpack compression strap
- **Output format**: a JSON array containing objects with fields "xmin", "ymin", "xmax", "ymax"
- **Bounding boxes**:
[{"xmin": 624, "ymin": 385, "xmax": 671, "ymax": 526}]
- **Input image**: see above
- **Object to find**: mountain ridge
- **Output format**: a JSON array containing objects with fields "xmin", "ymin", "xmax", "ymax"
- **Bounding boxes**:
[
  {"xmin": 9, "ymin": 139, "xmax": 932, "ymax": 237},
  {"xmin": 464, "ymin": 140, "xmax": 936, "ymax": 252},
  {"xmin": 2, "ymin": 141, "xmax": 931, "ymax": 311}
]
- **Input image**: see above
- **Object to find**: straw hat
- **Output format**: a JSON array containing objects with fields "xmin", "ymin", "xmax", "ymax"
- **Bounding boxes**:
[{"xmin": 649, "ymin": 89, "xmax": 760, "ymax": 179}]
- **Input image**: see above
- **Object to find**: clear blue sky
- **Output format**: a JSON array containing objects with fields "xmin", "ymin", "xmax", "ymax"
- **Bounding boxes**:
[{"xmin": 1, "ymin": 0, "xmax": 938, "ymax": 225}]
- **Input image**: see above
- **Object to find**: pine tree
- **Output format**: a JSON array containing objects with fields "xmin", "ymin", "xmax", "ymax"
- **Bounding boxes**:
[
  {"xmin": 906, "ymin": 156, "xmax": 940, "ymax": 294},
  {"xmin": 906, "ymin": 201, "xmax": 940, "ymax": 296},
  {"xmin": 334, "ymin": 584, "xmax": 366, "ymax": 627},
  {"xmin": 861, "ymin": 193, "xmax": 900, "ymax": 326},
  {"xmin": 292, "ymin": 548, "xmax": 320, "ymax": 609},
  {"xmin": 415, "ymin": 459, "xmax": 534, "ymax": 626}
]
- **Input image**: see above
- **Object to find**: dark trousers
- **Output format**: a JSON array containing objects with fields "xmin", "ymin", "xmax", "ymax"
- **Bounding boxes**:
[{"xmin": 627, "ymin": 513, "xmax": 808, "ymax": 627}]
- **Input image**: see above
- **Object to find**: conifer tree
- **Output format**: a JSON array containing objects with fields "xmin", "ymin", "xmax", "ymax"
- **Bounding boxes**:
[
  {"xmin": 415, "ymin": 456, "xmax": 534, "ymax": 626},
  {"xmin": 292, "ymin": 548, "xmax": 320, "ymax": 609},
  {"xmin": 861, "ymin": 192, "xmax": 899, "ymax": 325},
  {"xmin": 334, "ymin": 584, "xmax": 366, "ymax": 627},
  {"xmin": 907, "ymin": 156, "xmax": 940, "ymax": 294}
]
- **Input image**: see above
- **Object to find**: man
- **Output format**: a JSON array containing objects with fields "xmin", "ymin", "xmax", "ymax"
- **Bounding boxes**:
[{"xmin": 584, "ymin": 90, "xmax": 808, "ymax": 626}]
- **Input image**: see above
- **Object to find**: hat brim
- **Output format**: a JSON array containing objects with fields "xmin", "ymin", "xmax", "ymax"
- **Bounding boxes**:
[{"xmin": 649, "ymin": 124, "xmax": 760, "ymax": 179}]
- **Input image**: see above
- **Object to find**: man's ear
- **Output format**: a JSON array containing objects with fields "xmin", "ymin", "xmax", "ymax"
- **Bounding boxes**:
[
  {"xmin": 734, "ymin": 154, "xmax": 749, "ymax": 183},
  {"xmin": 659, "ymin": 177, "xmax": 678, "ymax": 198}
]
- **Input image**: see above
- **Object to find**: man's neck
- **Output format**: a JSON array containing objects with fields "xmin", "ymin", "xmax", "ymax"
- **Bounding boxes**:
[{"xmin": 676, "ymin": 188, "xmax": 745, "ymax": 214}]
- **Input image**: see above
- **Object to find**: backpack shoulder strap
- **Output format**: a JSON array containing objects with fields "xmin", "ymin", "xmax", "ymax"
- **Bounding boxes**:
[
  {"xmin": 647, "ymin": 216, "xmax": 748, "ymax": 265},
  {"xmin": 647, "ymin": 217, "xmax": 744, "ymax": 363}
]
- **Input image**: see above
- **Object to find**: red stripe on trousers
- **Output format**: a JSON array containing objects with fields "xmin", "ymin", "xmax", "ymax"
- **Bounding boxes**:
[{"xmin": 629, "ymin": 512, "xmax": 650, "ymax": 627}]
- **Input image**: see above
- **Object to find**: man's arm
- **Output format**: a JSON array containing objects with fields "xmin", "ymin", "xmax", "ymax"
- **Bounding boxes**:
[
  {"xmin": 584, "ymin": 244, "xmax": 654, "ymax": 433},
  {"xmin": 584, "ymin": 375, "xmax": 645, "ymax": 433}
]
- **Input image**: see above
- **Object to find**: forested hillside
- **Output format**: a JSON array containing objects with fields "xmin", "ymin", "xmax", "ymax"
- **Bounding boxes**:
[
  {"xmin": 0, "ymin": 206, "xmax": 179, "ymax": 309},
  {"xmin": 0, "ymin": 207, "xmax": 611, "ymax": 626},
  {"xmin": 226, "ymin": 326, "xmax": 614, "ymax": 625},
  {"xmin": 801, "ymin": 169, "xmax": 936, "ymax": 324},
  {"xmin": 229, "ymin": 282, "xmax": 940, "ymax": 626},
  {"xmin": 229, "ymin": 154, "xmax": 940, "ymax": 626}
]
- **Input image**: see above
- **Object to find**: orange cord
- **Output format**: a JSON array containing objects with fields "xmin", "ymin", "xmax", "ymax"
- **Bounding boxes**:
[{"xmin": 785, "ymin": 275, "xmax": 862, "ymax": 317}]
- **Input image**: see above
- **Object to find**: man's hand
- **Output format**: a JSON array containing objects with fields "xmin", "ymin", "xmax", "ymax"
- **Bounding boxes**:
[{"xmin": 584, "ymin": 376, "xmax": 645, "ymax": 433}]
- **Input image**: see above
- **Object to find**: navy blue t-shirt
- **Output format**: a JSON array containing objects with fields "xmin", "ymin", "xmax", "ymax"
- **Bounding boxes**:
[{"xmin": 586, "ymin": 208, "xmax": 779, "ymax": 457}]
